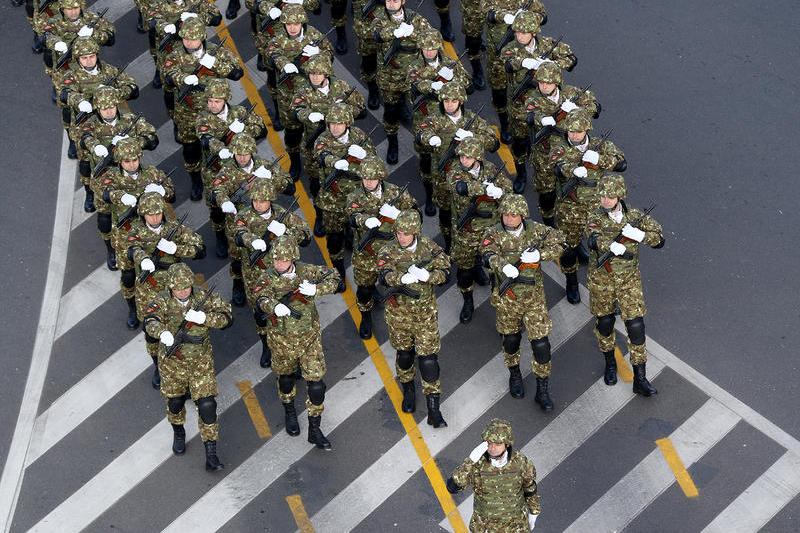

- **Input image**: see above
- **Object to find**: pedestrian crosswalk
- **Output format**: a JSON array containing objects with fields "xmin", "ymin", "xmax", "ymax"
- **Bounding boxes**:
[{"xmin": 5, "ymin": 0, "xmax": 800, "ymax": 531}]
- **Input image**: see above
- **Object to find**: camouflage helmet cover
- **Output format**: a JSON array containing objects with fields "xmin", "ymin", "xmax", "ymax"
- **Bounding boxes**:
[
  {"xmin": 326, "ymin": 102, "xmax": 353, "ymax": 125},
  {"xmin": 168, "ymin": 263, "xmax": 195, "ymax": 290},
  {"xmin": 271, "ymin": 235, "xmax": 300, "ymax": 261},
  {"xmin": 179, "ymin": 16, "xmax": 206, "ymax": 40},
  {"xmin": 511, "ymin": 10, "xmax": 540, "ymax": 33},
  {"xmin": 499, "ymin": 193, "xmax": 529, "ymax": 217},
  {"xmin": 59, "ymin": 0, "xmax": 82, "ymax": 10},
  {"xmin": 438, "ymin": 82, "xmax": 467, "ymax": 102},
  {"xmin": 481, "ymin": 418, "xmax": 514, "ymax": 446},
  {"xmin": 563, "ymin": 108, "xmax": 593, "ymax": 132},
  {"xmin": 280, "ymin": 4, "xmax": 306, "ymax": 24},
  {"xmin": 358, "ymin": 156, "xmax": 387, "ymax": 181},
  {"xmin": 229, "ymin": 133, "xmax": 257, "ymax": 155},
  {"xmin": 395, "ymin": 209, "xmax": 421, "ymax": 234},
  {"xmin": 598, "ymin": 174, "xmax": 627, "ymax": 198},
  {"xmin": 456, "ymin": 136, "xmax": 484, "ymax": 159},
  {"xmin": 204, "ymin": 78, "xmax": 231, "ymax": 100},
  {"xmin": 114, "ymin": 137, "xmax": 142, "ymax": 162},
  {"xmin": 534, "ymin": 60, "xmax": 561, "ymax": 84},
  {"xmin": 138, "ymin": 191, "xmax": 166, "ymax": 215},
  {"xmin": 72, "ymin": 37, "xmax": 99, "ymax": 56},
  {"xmin": 92, "ymin": 85, "xmax": 121, "ymax": 109},
  {"xmin": 250, "ymin": 178, "xmax": 276, "ymax": 201},
  {"xmin": 418, "ymin": 29, "xmax": 443, "ymax": 51},
  {"xmin": 304, "ymin": 54, "xmax": 333, "ymax": 76}
]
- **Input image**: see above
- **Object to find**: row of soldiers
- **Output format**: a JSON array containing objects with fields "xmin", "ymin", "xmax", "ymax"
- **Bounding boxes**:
[{"xmin": 21, "ymin": 0, "xmax": 668, "ymax": 528}]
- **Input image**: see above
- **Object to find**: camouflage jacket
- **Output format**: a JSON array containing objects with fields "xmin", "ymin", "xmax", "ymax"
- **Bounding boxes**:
[
  {"xmin": 407, "ymin": 53, "xmax": 472, "ymax": 124},
  {"xmin": 314, "ymin": 127, "xmax": 378, "ymax": 208},
  {"xmin": 501, "ymin": 36, "xmax": 576, "ymax": 104},
  {"xmin": 150, "ymin": 2, "xmax": 222, "ymax": 63},
  {"xmin": 586, "ymin": 202, "xmax": 663, "ymax": 276},
  {"xmin": 525, "ymin": 84, "xmax": 599, "ymax": 152},
  {"xmin": 211, "ymin": 158, "xmax": 292, "ymax": 209},
  {"xmin": 79, "ymin": 112, "xmax": 159, "ymax": 166},
  {"xmin": 126, "ymin": 218, "xmax": 206, "ymax": 277},
  {"xmin": 233, "ymin": 204, "xmax": 311, "ymax": 269},
  {"xmin": 416, "ymin": 109, "xmax": 499, "ymax": 174},
  {"xmin": 39, "ymin": 11, "xmax": 115, "ymax": 50},
  {"xmin": 485, "ymin": 1, "xmax": 547, "ymax": 49},
  {"xmin": 377, "ymin": 235, "xmax": 450, "ymax": 307},
  {"xmin": 252, "ymin": 0, "xmax": 320, "ymax": 39},
  {"xmin": 372, "ymin": 8, "xmax": 434, "ymax": 72},
  {"xmin": 196, "ymin": 104, "xmax": 267, "ymax": 167},
  {"xmin": 345, "ymin": 182, "xmax": 417, "ymax": 257},
  {"xmin": 548, "ymin": 134, "xmax": 625, "ymax": 203},
  {"xmin": 56, "ymin": 62, "xmax": 138, "ymax": 115},
  {"xmin": 261, "ymin": 25, "xmax": 334, "ymax": 93},
  {"xmin": 447, "ymin": 160, "xmax": 514, "ymax": 234},
  {"xmin": 92, "ymin": 165, "xmax": 176, "ymax": 219},
  {"xmin": 292, "ymin": 78, "xmax": 366, "ymax": 137},
  {"xmin": 163, "ymin": 42, "xmax": 241, "ymax": 103}
]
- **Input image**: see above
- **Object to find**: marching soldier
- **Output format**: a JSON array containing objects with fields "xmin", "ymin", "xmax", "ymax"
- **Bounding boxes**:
[
  {"xmin": 446, "ymin": 419, "xmax": 542, "ymax": 532},
  {"xmin": 39, "ymin": 0, "xmax": 115, "ymax": 69},
  {"xmin": 252, "ymin": 237, "xmax": 341, "ymax": 449},
  {"xmin": 481, "ymin": 194, "xmax": 565, "ymax": 408},
  {"xmin": 585, "ymin": 174, "xmax": 663, "ymax": 396},
  {"xmin": 377, "ymin": 209, "xmax": 451, "ymax": 427},
  {"xmin": 144, "ymin": 263, "xmax": 232, "ymax": 470},
  {"xmin": 352, "ymin": 0, "xmax": 382, "ymax": 110}
]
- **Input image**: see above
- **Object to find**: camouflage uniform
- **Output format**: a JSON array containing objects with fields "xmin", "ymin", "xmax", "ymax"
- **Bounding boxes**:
[
  {"xmin": 345, "ymin": 157, "xmax": 417, "ymax": 338},
  {"xmin": 586, "ymin": 175, "xmax": 663, "ymax": 396},
  {"xmin": 126, "ymin": 193, "xmax": 205, "ymax": 388},
  {"xmin": 351, "ymin": 0, "xmax": 381, "ymax": 109},
  {"xmin": 143, "ymin": 263, "xmax": 232, "ymax": 470},
  {"xmin": 253, "ymin": 237, "xmax": 340, "ymax": 449},
  {"xmin": 481, "ymin": 194, "xmax": 565, "ymax": 408},
  {"xmin": 447, "ymin": 419, "xmax": 541, "ymax": 532},
  {"xmin": 377, "ymin": 210, "xmax": 451, "ymax": 427}
]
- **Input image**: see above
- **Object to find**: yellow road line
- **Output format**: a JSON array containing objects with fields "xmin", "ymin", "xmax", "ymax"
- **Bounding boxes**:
[
  {"xmin": 655, "ymin": 438, "xmax": 699, "ymax": 498},
  {"xmin": 286, "ymin": 494, "xmax": 315, "ymax": 532},
  {"xmin": 442, "ymin": 41, "xmax": 458, "ymax": 61},
  {"xmin": 614, "ymin": 346, "xmax": 634, "ymax": 383},
  {"xmin": 236, "ymin": 380, "xmax": 272, "ymax": 439},
  {"xmin": 214, "ymin": 22, "xmax": 468, "ymax": 532}
]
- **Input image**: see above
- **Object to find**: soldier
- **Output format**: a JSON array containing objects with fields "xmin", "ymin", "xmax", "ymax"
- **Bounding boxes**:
[
  {"xmin": 352, "ymin": 0, "xmax": 381, "ymax": 110},
  {"xmin": 313, "ymin": 103, "xmax": 378, "ymax": 289},
  {"xmin": 163, "ymin": 16, "xmax": 244, "ymax": 200},
  {"xmin": 252, "ymin": 237, "xmax": 341, "ymax": 449},
  {"xmin": 232, "ymin": 180, "xmax": 310, "ymax": 367},
  {"xmin": 39, "ymin": 0, "xmax": 115, "ymax": 71},
  {"xmin": 377, "ymin": 209, "xmax": 451, "ymax": 427},
  {"xmin": 446, "ymin": 419, "xmax": 542, "ymax": 532},
  {"xmin": 126, "ymin": 192, "xmax": 206, "ymax": 388},
  {"xmin": 143, "ymin": 263, "xmax": 232, "ymax": 470},
  {"xmin": 345, "ymin": 156, "xmax": 417, "ymax": 339},
  {"xmin": 585, "ymin": 174, "xmax": 663, "ymax": 396},
  {"xmin": 371, "ymin": 0, "xmax": 434, "ymax": 164},
  {"xmin": 447, "ymin": 136, "xmax": 513, "ymax": 324},
  {"xmin": 481, "ymin": 194, "xmax": 565, "ymax": 408},
  {"xmin": 550, "ymin": 109, "xmax": 625, "ymax": 304}
]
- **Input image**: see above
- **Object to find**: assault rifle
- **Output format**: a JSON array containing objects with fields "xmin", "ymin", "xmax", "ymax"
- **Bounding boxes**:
[
  {"xmin": 276, "ymin": 28, "xmax": 335, "ymax": 86},
  {"xmin": 321, "ymin": 124, "xmax": 378, "ymax": 192},
  {"xmin": 531, "ymin": 82, "xmax": 593, "ymax": 146},
  {"xmin": 174, "ymin": 36, "xmax": 229, "ymax": 105},
  {"xmin": 304, "ymin": 86, "xmax": 357, "ymax": 149},
  {"xmin": 73, "ymin": 62, "xmax": 131, "ymax": 126},
  {"xmin": 222, "ymin": 102, "xmax": 257, "ymax": 145},
  {"xmin": 455, "ymin": 166, "xmax": 504, "ymax": 230},
  {"xmin": 265, "ymin": 269, "xmax": 336, "ymax": 322},
  {"xmin": 55, "ymin": 7, "xmax": 109, "ymax": 70},
  {"xmin": 382, "ymin": 0, "xmax": 425, "ymax": 66},
  {"xmin": 138, "ymin": 211, "xmax": 191, "ymax": 285},
  {"xmin": 510, "ymin": 34, "xmax": 562, "ymax": 102},
  {"xmin": 247, "ymin": 197, "xmax": 299, "ymax": 266},
  {"xmin": 378, "ymin": 248, "xmax": 443, "ymax": 304},
  {"xmin": 558, "ymin": 129, "xmax": 612, "ymax": 201},
  {"xmin": 229, "ymin": 154, "xmax": 286, "ymax": 205},
  {"xmin": 493, "ymin": 0, "xmax": 536, "ymax": 54},
  {"xmin": 158, "ymin": 0, "xmax": 204, "ymax": 52},
  {"xmin": 497, "ymin": 227, "xmax": 551, "ymax": 297},
  {"xmin": 436, "ymin": 103, "xmax": 485, "ymax": 173},
  {"xmin": 115, "ymin": 167, "xmax": 178, "ymax": 229},
  {"xmin": 91, "ymin": 113, "xmax": 142, "ymax": 178},
  {"xmin": 164, "ymin": 281, "xmax": 217, "ymax": 358},
  {"xmin": 595, "ymin": 203, "xmax": 656, "ymax": 272},
  {"xmin": 356, "ymin": 182, "xmax": 410, "ymax": 252}
]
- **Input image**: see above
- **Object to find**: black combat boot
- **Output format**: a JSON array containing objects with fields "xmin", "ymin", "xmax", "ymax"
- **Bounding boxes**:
[
  {"xmin": 259, "ymin": 335, "xmax": 272, "ymax": 368},
  {"xmin": 270, "ymin": 98, "xmax": 284, "ymax": 131},
  {"xmin": 534, "ymin": 377, "xmax": 554, "ymax": 411},
  {"xmin": 426, "ymin": 394, "xmax": 447, "ymax": 428},
  {"xmin": 289, "ymin": 152, "xmax": 302, "ymax": 180},
  {"xmin": 632, "ymin": 363, "xmax": 657, "ymax": 396},
  {"xmin": 359, "ymin": 310, "xmax": 373, "ymax": 339},
  {"xmin": 472, "ymin": 265, "xmax": 489, "ymax": 286},
  {"xmin": 332, "ymin": 258, "xmax": 346, "ymax": 293},
  {"xmin": 204, "ymin": 440, "xmax": 224, "ymax": 471},
  {"xmin": 498, "ymin": 112, "xmax": 512, "ymax": 144},
  {"xmin": 67, "ymin": 140, "xmax": 78, "ymax": 159},
  {"xmin": 283, "ymin": 401, "xmax": 301, "ymax": 436},
  {"xmin": 214, "ymin": 229, "xmax": 229, "ymax": 258},
  {"xmin": 438, "ymin": 11, "xmax": 454, "ymax": 42},
  {"xmin": 401, "ymin": 381, "xmax": 415, "ymax": 413},
  {"xmin": 386, "ymin": 133, "xmax": 399, "ymax": 165},
  {"xmin": 151, "ymin": 356, "xmax": 161, "ymax": 389},
  {"xmin": 83, "ymin": 184, "xmax": 95, "ymax": 213},
  {"xmin": 542, "ymin": 216, "xmax": 555, "ymax": 228},
  {"xmin": 603, "ymin": 350, "xmax": 618, "ymax": 385},
  {"xmin": 125, "ymin": 297, "xmax": 140, "ymax": 329},
  {"xmin": 459, "ymin": 291, "xmax": 474, "ymax": 324},
  {"xmin": 470, "ymin": 58, "xmax": 486, "ymax": 91},
  {"xmin": 577, "ymin": 242, "xmax": 590, "ymax": 264},
  {"xmin": 152, "ymin": 68, "xmax": 162, "ymax": 89},
  {"xmin": 104, "ymin": 239, "xmax": 118, "ymax": 271},
  {"xmin": 335, "ymin": 26, "xmax": 348, "ymax": 54},
  {"xmin": 32, "ymin": 33, "xmax": 45, "ymax": 54},
  {"xmin": 136, "ymin": 11, "xmax": 146, "ymax": 33},
  {"xmin": 231, "ymin": 278, "xmax": 246, "ymax": 307},
  {"xmin": 367, "ymin": 80, "xmax": 381, "ymax": 110},
  {"xmin": 443, "ymin": 233, "xmax": 452, "ymax": 255},
  {"xmin": 189, "ymin": 171, "xmax": 203, "ymax": 201},
  {"xmin": 512, "ymin": 162, "xmax": 527, "ymax": 194},
  {"xmin": 257, "ymin": 53, "xmax": 268, "ymax": 72},
  {"xmin": 225, "ymin": 0, "xmax": 239, "ymax": 19},
  {"xmin": 565, "ymin": 272, "xmax": 580, "ymax": 304},
  {"xmin": 313, "ymin": 206, "xmax": 326, "ymax": 237},
  {"xmin": 423, "ymin": 181, "xmax": 436, "ymax": 216},
  {"xmin": 307, "ymin": 415, "xmax": 332, "ymax": 450},
  {"xmin": 344, "ymin": 224, "xmax": 354, "ymax": 252},
  {"xmin": 508, "ymin": 365, "xmax": 524, "ymax": 398},
  {"xmin": 171, "ymin": 424, "xmax": 186, "ymax": 455}
]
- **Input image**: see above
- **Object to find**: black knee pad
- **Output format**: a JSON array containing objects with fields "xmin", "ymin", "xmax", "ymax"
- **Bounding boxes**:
[
  {"xmin": 121, "ymin": 269, "xmax": 136, "ymax": 289},
  {"xmin": 210, "ymin": 207, "xmax": 225, "ymax": 225},
  {"xmin": 625, "ymin": 317, "xmax": 646, "ymax": 345},
  {"xmin": 418, "ymin": 354, "xmax": 440, "ymax": 383},
  {"xmin": 420, "ymin": 153, "xmax": 432, "ymax": 174},
  {"xmin": 266, "ymin": 68, "xmax": 277, "ymax": 90},
  {"xmin": 361, "ymin": 53, "xmax": 377, "ymax": 75},
  {"xmin": 438, "ymin": 208, "xmax": 452, "ymax": 228},
  {"xmin": 327, "ymin": 231, "xmax": 344, "ymax": 256},
  {"xmin": 307, "ymin": 380, "xmax": 326, "ymax": 405},
  {"xmin": 539, "ymin": 191, "xmax": 556, "ymax": 213},
  {"xmin": 383, "ymin": 103, "xmax": 399, "ymax": 126},
  {"xmin": 182, "ymin": 141, "xmax": 202, "ymax": 165},
  {"xmin": 596, "ymin": 314, "xmax": 616, "ymax": 337},
  {"xmin": 285, "ymin": 127, "xmax": 303, "ymax": 149},
  {"xmin": 511, "ymin": 138, "xmax": 528, "ymax": 159},
  {"xmin": 502, "ymin": 332, "xmax": 522, "ymax": 355},
  {"xmin": 97, "ymin": 212, "xmax": 112, "ymax": 233},
  {"xmin": 163, "ymin": 91, "xmax": 174, "ymax": 112},
  {"xmin": 79, "ymin": 160, "xmax": 91, "ymax": 178},
  {"xmin": 168, "ymin": 395, "xmax": 186, "ymax": 414},
  {"xmin": 231, "ymin": 259, "xmax": 242, "ymax": 277},
  {"xmin": 331, "ymin": 0, "xmax": 347, "ymax": 18},
  {"xmin": 196, "ymin": 396, "xmax": 218, "ymax": 424},
  {"xmin": 356, "ymin": 285, "xmax": 374, "ymax": 305},
  {"xmin": 309, "ymin": 176, "xmax": 321, "ymax": 199},
  {"xmin": 561, "ymin": 246, "xmax": 578, "ymax": 269},
  {"xmin": 531, "ymin": 337, "xmax": 551, "ymax": 364},
  {"xmin": 456, "ymin": 268, "xmax": 473, "ymax": 290},
  {"xmin": 278, "ymin": 374, "xmax": 295, "ymax": 394},
  {"xmin": 465, "ymin": 35, "xmax": 481, "ymax": 56},
  {"xmin": 433, "ymin": 0, "xmax": 448, "ymax": 8},
  {"xmin": 491, "ymin": 89, "xmax": 507, "ymax": 110},
  {"xmin": 396, "ymin": 349, "xmax": 415, "ymax": 370},
  {"xmin": 148, "ymin": 27, "xmax": 157, "ymax": 49}
]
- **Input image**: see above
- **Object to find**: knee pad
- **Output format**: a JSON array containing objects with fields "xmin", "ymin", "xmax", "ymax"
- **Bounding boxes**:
[
  {"xmin": 278, "ymin": 374, "xmax": 295, "ymax": 394},
  {"xmin": 331, "ymin": 0, "xmax": 346, "ymax": 18},
  {"xmin": 121, "ymin": 269, "xmax": 136, "ymax": 289},
  {"xmin": 561, "ymin": 246, "xmax": 578, "ymax": 268},
  {"xmin": 356, "ymin": 285, "xmax": 374, "ymax": 305},
  {"xmin": 97, "ymin": 212, "xmax": 112, "ymax": 234},
  {"xmin": 418, "ymin": 354, "xmax": 440, "ymax": 383},
  {"xmin": 196, "ymin": 396, "xmax": 218, "ymax": 424},
  {"xmin": 396, "ymin": 349, "xmax": 415, "ymax": 371},
  {"xmin": 167, "ymin": 396, "xmax": 186, "ymax": 414},
  {"xmin": 327, "ymin": 231, "xmax": 344, "ymax": 256},
  {"xmin": 61, "ymin": 107, "xmax": 72, "ymax": 126},
  {"xmin": 285, "ymin": 127, "xmax": 303, "ymax": 148},
  {"xmin": 464, "ymin": 35, "xmax": 481, "ymax": 56},
  {"xmin": 531, "ymin": 337, "xmax": 551, "ymax": 364},
  {"xmin": 539, "ymin": 191, "xmax": 557, "ymax": 213},
  {"xmin": 163, "ymin": 91, "xmax": 174, "ymax": 112},
  {"xmin": 182, "ymin": 141, "xmax": 201, "ymax": 165},
  {"xmin": 148, "ymin": 27, "xmax": 157, "ymax": 49},
  {"xmin": 383, "ymin": 104, "xmax": 399, "ymax": 125},
  {"xmin": 79, "ymin": 160, "xmax": 91, "ymax": 178},
  {"xmin": 420, "ymin": 153, "xmax": 432, "ymax": 174},
  {"xmin": 438, "ymin": 208, "xmax": 452, "ymax": 228},
  {"xmin": 624, "ymin": 317, "xmax": 646, "ymax": 345},
  {"xmin": 231, "ymin": 259, "xmax": 242, "ymax": 277},
  {"xmin": 433, "ymin": 0, "xmax": 448, "ymax": 9},
  {"xmin": 596, "ymin": 314, "xmax": 616, "ymax": 337},
  {"xmin": 491, "ymin": 89, "xmax": 507, "ymax": 110},
  {"xmin": 502, "ymin": 332, "xmax": 522, "ymax": 354},
  {"xmin": 361, "ymin": 53, "xmax": 377, "ymax": 74},
  {"xmin": 511, "ymin": 139, "xmax": 528, "ymax": 159},
  {"xmin": 307, "ymin": 380, "xmax": 326, "ymax": 405},
  {"xmin": 456, "ymin": 268, "xmax": 473, "ymax": 290},
  {"xmin": 210, "ymin": 207, "xmax": 225, "ymax": 225}
]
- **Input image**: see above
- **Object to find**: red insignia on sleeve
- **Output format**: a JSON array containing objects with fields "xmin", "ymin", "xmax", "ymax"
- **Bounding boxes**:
[
  {"xmin": 377, "ymin": 259, "xmax": 386, "ymax": 267},
  {"xmin": 164, "ymin": 60, "xmax": 173, "ymax": 68},
  {"xmin": 127, "ymin": 236, "xmax": 139, "ymax": 241},
  {"xmin": 63, "ymin": 78, "xmax": 73, "ymax": 85},
  {"xmin": 102, "ymin": 178, "xmax": 112, "ymax": 184},
  {"xmin": 199, "ymin": 126, "xmax": 209, "ymax": 132},
  {"xmin": 482, "ymin": 238, "xmax": 492, "ymax": 246},
  {"xmin": 212, "ymin": 178, "xmax": 223, "ymax": 186},
  {"xmin": 145, "ymin": 304, "xmax": 158, "ymax": 312},
  {"xmin": 236, "ymin": 220, "xmax": 246, "ymax": 226},
  {"xmin": 351, "ymin": 203, "xmax": 360, "ymax": 208}
]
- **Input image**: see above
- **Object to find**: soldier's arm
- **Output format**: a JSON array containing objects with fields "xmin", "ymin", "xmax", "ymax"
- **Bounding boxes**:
[
  {"xmin": 447, "ymin": 458, "xmax": 476, "ymax": 493},
  {"xmin": 209, "ymin": 175, "xmax": 232, "ymax": 206},
  {"xmin": 114, "ymin": 71, "xmax": 140, "ymax": 101},
  {"xmin": 476, "ymin": 118, "xmax": 500, "ymax": 153},
  {"xmin": 398, "ymin": 190, "xmax": 419, "ymax": 211},
  {"xmin": 539, "ymin": 226, "xmax": 566, "ymax": 262},
  {"xmin": 335, "ymin": 81, "xmax": 366, "ymax": 119},
  {"xmin": 480, "ymin": 230, "xmax": 506, "ymax": 272},
  {"xmin": 310, "ymin": 264, "xmax": 341, "ymax": 296},
  {"xmin": 426, "ymin": 243, "xmax": 451, "ymax": 285},
  {"xmin": 550, "ymin": 38, "xmax": 577, "ymax": 71},
  {"xmin": 125, "ymin": 230, "xmax": 149, "ymax": 265},
  {"xmin": 575, "ymin": 88, "xmax": 599, "ymax": 118},
  {"xmin": 377, "ymin": 255, "xmax": 403, "ymax": 287},
  {"xmin": 174, "ymin": 224, "xmax": 206, "ymax": 259},
  {"xmin": 600, "ymin": 140, "xmax": 627, "ymax": 172},
  {"xmin": 201, "ymin": 2, "xmax": 223, "ymax": 26},
  {"xmin": 93, "ymin": 17, "xmax": 116, "ymax": 46},
  {"xmin": 202, "ymin": 291, "xmax": 234, "ymax": 329},
  {"xmin": 303, "ymin": 0, "xmax": 321, "ymax": 13},
  {"xmin": 214, "ymin": 47, "xmax": 244, "ymax": 80},
  {"xmin": 585, "ymin": 214, "xmax": 612, "ymax": 252},
  {"xmin": 243, "ymin": 109, "xmax": 268, "ymax": 139},
  {"xmin": 285, "ymin": 212, "xmax": 312, "ymax": 247},
  {"xmin": 143, "ymin": 297, "xmax": 169, "ymax": 338},
  {"xmin": 521, "ymin": 455, "xmax": 542, "ymax": 515},
  {"xmin": 372, "ymin": 18, "xmax": 395, "ymax": 43},
  {"xmin": 634, "ymin": 211, "xmax": 665, "ymax": 248},
  {"xmin": 134, "ymin": 119, "xmax": 159, "ymax": 150},
  {"xmin": 411, "ymin": 13, "xmax": 433, "ymax": 34}
]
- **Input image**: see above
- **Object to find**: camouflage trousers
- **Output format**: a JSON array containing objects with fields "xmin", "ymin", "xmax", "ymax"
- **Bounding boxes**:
[
  {"xmin": 492, "ymin": 285, "xmax": 553, "ymax": 378},
  {"xmin": 587, "ymin": 267, "xmax": 648, "ymax": 364},
  {"xmin": 160, "ymin": 345, "xmax": 219, "ymax": 441},
  {"xmin": 385, "ymin": 299, "xmax": 441, "ymax": 356},
  {"xmin": 530, "ymin": 145, "xmax": 557, "ymax": 195},
  {"xmin": 111, "ymin": 227, "xmax": 136, "ymax": 299},
  {"xmin": 469, "ymin": 511, "xmax": 531, "ymax": 533},
  {"xmin": 353, "ymin": 249, "xmax": 382, "ymax": 312},
  {"xmin": 322, "ymin": 208, "xmax": 348, "ymax": 261},
  {"xmin": 460, "ymin": 0, "xmax": 483, "ymax": 37},
  {"xmin": 508, "ymin": 99, "xmax": 531, "ymax": 141},
  {"xmin": 449, "ymin": 225, "xmax": 483, "ymax": 271},
  {"xmin": 137, "ymin": 274, "xmax": 169, "ymax": 359},
  {"xmin": 267, "ymin": 327, "xmax": 327, "ymax": 416},
  {"xmin": 556, "ymin": 195, "xmax": 594, "ymax": 274}
]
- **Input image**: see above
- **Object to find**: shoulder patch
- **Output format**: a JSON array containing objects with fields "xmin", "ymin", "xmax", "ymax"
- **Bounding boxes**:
[
  {"xmin": 145, "ymin": 303, "xmax": 159, "ymax": 312},
  {"xmin": 127, "ymin": 236, "xmax": 139, "ymax": 241},
  {"xmin": 376, "ymin": 259, "xmax": 386, "ymax": 267},
  {"xmin": 102, "ymin": 178, "xmax": 113, "ymax": 184},
  {"xmin": 482, "ymin": 237, "xmax": 492, "ymax": 246},
  {"xmin": 236, "ymin": 219, "xmax": 246, "ymax": 226},
  {"xmin": 213, "ymin": 178, "xmax": 223, "ymax": 186},
  {"xmin": 199, "ymin": 125, "xmax": 209, "ymax": 132},
  {"xmin": 351, "ymin": 202, "xmax": 360, "ymax": 209}
]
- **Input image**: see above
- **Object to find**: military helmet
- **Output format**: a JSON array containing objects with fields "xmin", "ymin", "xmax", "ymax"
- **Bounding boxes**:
[
  {"xmin": 304, "ymin": 54, "xmax": 333, "ymax": 76},
  {"xmin": 534, "ymin": 61, "xmax": 561, "ymax": 84},
  {"xmin": 456, "ymin": 136, "xmax": 484, "ymax": 159},
  {"xmin": 438, "ymin": 82, "xmax": 467, "ymax": 102},
  {"xmin": 59, "ymin": 0, "xmax": 82, "ymax": 10},
  {"xmin": 179, "ymin": 16, "xmax": 206, "ymax": 40},
  {"xmin": 229, "ymin": 133, "xmax": 257, "ymax": 155},
  {"xmin": 512, "ymin": 10, "xmax": 541, "ymax": 33},
  {"xmin": 499, "ymin": 193, "xmax": 529, "ymax": 217},
  {"xmin": 250, "ymin": 178, "xmax": 276, "ymax": 202},
  {"xmin": 168, "ymin": 263, "xmax": 195, "ymax": 290},
  {"xmin": 395, "ymin": 209, "xmax": 421, "ymax": 234},
  {"xmin": 326, "ymin": 103, "xmax": 353, "ymax": 125},
  {"xmin": 418, "ymin": 29, "xmax": 443, "ymax": 51},
  {"xmin": 280, "ymin": 4, "xmax": 306, "ymax": 24},
  {"xmin": 598, "ymin": 174, "xmax": 626, "ymax": 198},
  {"xmin": 271, "ymin": 235, "xmax": 300, "ymax": 262},
  {"xmin": 358, "ymin": 156, "xmax": 386, "ymax": 181},
  {"xmin": 481, "ymin": 418, "xmax": 514, "ymax": 446},
  {"xmin": 563, "ymin": 108, "xmax": 593, "ymax": 132},
  {"xmin": 72, "ymin": 37, "xmax": 99, "ymax": 57},
  {"xmin": 114, "ymin": 137, "xmax": 142, "ymax": 162},
  {"xmin": 93, "ymin": 85, "xmax": 121, "ymax": 109},
  {"xmin": 138, "ymin": 191, "xmax": 166, "ymax": 215},
  {"xmin": 204, "ymin": 78, "xmax": 231, "ymax": 100}
]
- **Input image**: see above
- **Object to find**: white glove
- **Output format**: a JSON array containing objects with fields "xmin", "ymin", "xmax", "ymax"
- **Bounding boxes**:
[
  {"xmin": 253, "ymin": 165, "xmax": 271, "ymax": 178},
  {"xmin": 78, "ymin": 100, "xmax": 93, "ymax": 113},
  {"xmin": 144, "ymin": 183, "xmax": 166, "ymax": 196},
  {"xmin": 334, "ymin": 159, "xmax": 349, "ymax": 171},
  {"xmin": 522, "ymin": 57, "xmax": 543, "ymax": 70},
  {"xmin": 469, "ymin": 441, "xmax": 489, "ymax": 463},
  {"xmin": 298, "ymin": 280, "xmax": 317, "ymax": 296},
  {"xmin": 485, "ymin": 182, "xmax": 503, "ymax": 200},
  {"xmin": 503, "ymin": 13, "xmax": 516, "ymax": 25},
  {"xmin": 401, "ymin": 22, "xmax": 414, "ymax": 36},
  {"xmin": 302, "ymin": 44, "xmax": 320, "ymax": 57},
  {"xmin": 283, "ymin": 63, "xmax": 299, "ymax": 74},
  {"xmin": 199, "ymin": 53, "xmax": 217, "ymax": 69},
  {"xmin": 609, "ymin": 241, "xmax": 627, "ymax": 256},
  {"xmin": 77, "ymin": 25, "xmax": 94, "ymax": 38},
  {"xmin": 400, "ymin": 272, "xmax": 417, "ymax": 285},
  {"xmin": 184, "ymin": 309, "xmax": 206, "ymax": 324},
  {"xmin": 180, "ymin": 11, "xmax": 198, "ymax": 21},
  {"xmin": 430, "ymin": 80, "xmax": 444, "ymax": 92},
  {"xmin": 54, "ymin": 41, "xmax": 68, "ymax": 53},
  {"xmin": 111, "ymin": 134, "xmax": 129, "ymax": 146},
  {"xmin": 572, "ymin": 166, "xmax": 588, "ymax": 178},
  {"xmin": 221, "ymin": 201, "xmax": 237, "ymax": 214},
  {"xmin": 521, "ymin": 249, "xmax": 540, "ymax": 263},
  {"xmin": 347, "ymin": 144, "xmax": 367, "ymax": 159},
  {"xmin": 163, "ymin": 23, "xmax": 177, "ymax": 34},
  {"xmin": 437, "ymin": 66, "xmax": 453, "ymax": 81},
  {"xmin": 159, "ymin": 330, "xmax": 175, "ymax": 346},
  {"xmin": 274, "ymin": 302, "xmax": 291, "ymax": 317},
  {"xmin": 121, "ymin": 193, "xmax": 137, "ymax": 207},
  {"xmin": 528, "ymin": 513, "xmax": 538, "ymax": 531},
  {"xmin": 455, "ymin": 128, "xmax": 473, "ymax": 141},
  {"xmin": 408, "ymin": 264, "xmax": 430, "ymax": 283},
  {"xmin": 541, "ymin": 116, "xmax": 556, "ymax": 127},
  {"xmin": 228, "ymin": 119, "xmax": 245, "ymax": 134},
  {"xmin": 308, "ymin": 112, "xmax": 324, "ymax": 123},
  {"xmin": 560, "ymin": 100, "xmax": 579, "ymax": 113},
  {"xmin": 93, "ymin": 144, "xmax": 109, "ymax": 158},
  {"xmin": 284, "ymin": 0, "xmax": 302, "ymax": 4},
  {"xmin": 183, "ymin": 74, "xmax": 199, "ymax": 86},
  {"xmin": 267, "ymin": 219, "xmax": 286, "ymax": 236},
  {"xmin": 219, "ymin": 147, "xmax": 233, "ymax": 159},
  {"xmin": 428, "ymin": 135, "xmax": 442, "ymax": 147},
  {"xmin": 379, "ymin": 203, "xmax": 401, "ymax": 220},
  {"xmin": 157, "ymin": 238, "xmax": 178, "ymax": 254},
  {"xmin": 364, "ymin": 217, "xmax": 381, "ymax": 229},
  {"xmin": 582, "ymin": 150, "xmax": 600, "ymax": 165},
  {"xmin": 502, "ymin": 264, "xmax": 519, "ymax": 278},
  {"xmin": 621, "ymin": 224, "xmax": 645, "ymax": 243},
  {"xmin": 268, "ymin": 6, "xmax": 282, "ymax": 18},
  {"xmin": 251, "ymin": 238, "xmax": 267, "ymax": 251},
  {"xmin": 140, "ymin": 258, "xmax": 155, "ymax": 272}
]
